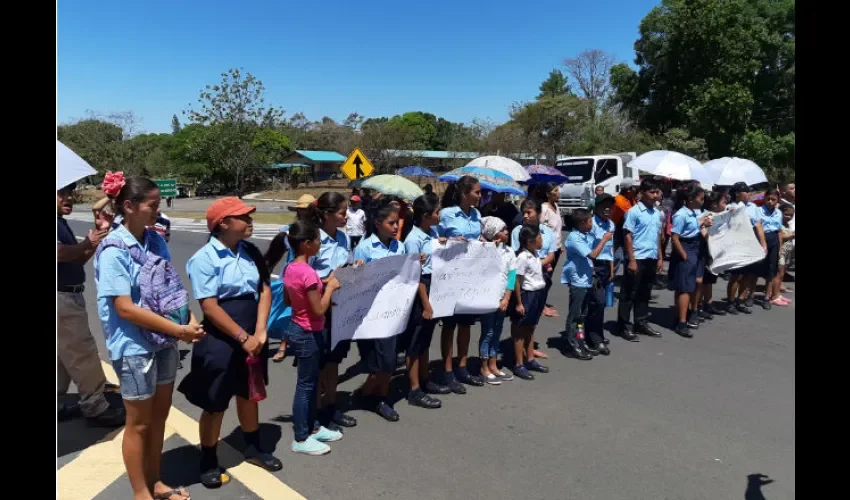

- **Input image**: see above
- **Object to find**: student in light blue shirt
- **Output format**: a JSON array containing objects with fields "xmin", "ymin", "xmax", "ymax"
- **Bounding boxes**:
[
  {"xmin": 758, "ymin": 189, "xmax": 784, "ymax": 308},
  {"xmin": 725, "ymin": 183, "xmax": 767, "ymax": 314},
  {"xmin": 401, "ymin": 193, "xmax": 452, "ymax": 408},
  {"xmin": 95, "ymin": 176, "xmax": 204, "ymax": 499},
  {"xmin": 616, "ymin": 178, "xmax": 664, "ymax": 340},
  {"xmin": 436, "ymin": 175, "xmax": 486, "ymax": 392},
  {"xmin": 562, "ymin": 209, "xmax": 613, "ymax": 360},
  {"xmin": 179, "ymin": 197, "xmax": 280, "ymax": 488},
  {"xmin": 668, "ymin": 187, "xmax": 712, "ymax": 337},
  {"xmin": 586, "ymin": 194, "xmax": 616, "ymax": 355},
  {"xmin": 352, "ymin": 200, "xmax": 408, "ymax": 422}
]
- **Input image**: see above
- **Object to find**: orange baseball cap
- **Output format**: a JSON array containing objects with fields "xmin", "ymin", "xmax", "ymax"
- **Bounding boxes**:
[{"xmin": 206, "ymin": 197, "xmax": 257, "ymax": 232}]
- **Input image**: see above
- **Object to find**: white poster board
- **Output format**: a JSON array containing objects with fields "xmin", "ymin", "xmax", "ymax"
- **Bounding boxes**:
[
  {"xmin": 429, "ymin": 239, "xmax": 503, "ymax": 318},
  {"xmin": 707, "ymin": 205, "xmax": 766, "ymax": 274},
  {"xmin": 330, "ymin": 254, "xmax": 421, "ymax": 349}
]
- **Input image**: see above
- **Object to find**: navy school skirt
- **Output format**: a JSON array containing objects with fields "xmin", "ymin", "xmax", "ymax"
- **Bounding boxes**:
[
  {"xmin": 356, "ymin": 336, "xmax": 398, "ymax": 374},
  {"xmin": 321, "ymin": 307, "xmax": 351, "ymax": 366},
  {"xmin": 761, "ymin": 231, "xmax": 781, "ymax": 280},
  {"xmin": 509, "ymin": 288, "xmax": 546, "ymax": 327},
  {"xmin": 668, "ymin": 236, "xmax": 701, "ymax": 293},
  {"xmin": 178, "ymin": 294, "xmax": 268, "ymax": 413},
  {"xmin": 398, "ymin": 274, "xmax": 438, "ymax": 358}
]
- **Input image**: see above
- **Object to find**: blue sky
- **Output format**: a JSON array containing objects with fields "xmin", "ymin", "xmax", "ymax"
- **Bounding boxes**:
[{"xmin": 58, "ymin": 0, "xmax": 659, "ymax": 134}]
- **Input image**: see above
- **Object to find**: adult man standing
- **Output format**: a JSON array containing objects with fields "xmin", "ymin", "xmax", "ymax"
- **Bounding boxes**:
[
  {"xmin": 616, "ymin": 178, "xmax": 664, "ymax": 341},
  {"xmin": 57, "ymin": 182, "xmax": 125, "ymax": 427}
]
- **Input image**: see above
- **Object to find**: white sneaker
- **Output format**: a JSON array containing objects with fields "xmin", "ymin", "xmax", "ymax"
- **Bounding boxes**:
[
  {"xmin": 292, "ymin": 436, "xmax": 331, "ymax": 455},
  {"xmin": 483, "ymin": 373, "xmax": 502, "ymax": 385}
]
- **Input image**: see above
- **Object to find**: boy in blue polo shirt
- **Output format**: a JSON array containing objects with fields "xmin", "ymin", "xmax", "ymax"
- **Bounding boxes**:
[
  {"xmin": 617, "ymin": 178, "xmax": 664, "ymax": 341},
  {"xmin": 562, "ymin": 209, "xmax": 613, "ymax": 360}
]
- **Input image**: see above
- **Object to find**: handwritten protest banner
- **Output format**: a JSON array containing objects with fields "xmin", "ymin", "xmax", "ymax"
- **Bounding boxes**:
[
  {"xmin": 429, "ymin": 240, "xmax": 503, "ymax": 318},
  {"xmin": 330, "ymin": 254, "xmax": 421, "ymax": 349},
  {"xmin": 707, "ymin": 205, "xmax": 766, "ymax": 274}
]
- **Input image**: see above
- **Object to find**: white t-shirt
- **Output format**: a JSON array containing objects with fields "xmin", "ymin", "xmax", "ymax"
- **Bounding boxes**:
[
  {"xmin": 512, "ymin": 250, "xmax": 546, "ymax": 291},
  {"xmin": 496, "ymin": 243, "xmax": 517, "ymax": 289},
  {"xmin": 346, "ymin": 208, "xmax": 366, "ymax": 237}
]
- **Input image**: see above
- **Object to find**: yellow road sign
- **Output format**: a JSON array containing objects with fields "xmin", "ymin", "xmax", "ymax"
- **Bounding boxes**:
[{"xmin": 340, "ymin": 147, "xmax": 375, "ymax": 180}]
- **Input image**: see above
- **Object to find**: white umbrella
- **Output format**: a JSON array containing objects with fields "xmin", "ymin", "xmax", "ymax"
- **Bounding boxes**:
[
  {"xmin": 702, "ymin": 157, "xmax": 767, "ymax": 187},
  {"xmin": 630, "ymin": 150, "xmax": 711, "ymax": 182},
  {"xmin": 56, "ymin": 140, "xmax": 96, "ymax": 191},
  {"xmin": 465, "ymin": 155, "xmax": 531, "ymax": 182}
]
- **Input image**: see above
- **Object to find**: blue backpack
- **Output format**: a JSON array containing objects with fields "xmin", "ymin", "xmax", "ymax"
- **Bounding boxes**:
[
  {"xmin": 95, "ymin": 231, "xmax": 189, "ymax": 347},
  {"xmin": 267, "ymin": 246, "xmax": 295, "ymax": 339}
]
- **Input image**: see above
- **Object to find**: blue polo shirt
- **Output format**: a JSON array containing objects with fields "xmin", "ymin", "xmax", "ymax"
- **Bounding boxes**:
[
  {"xmin": 403, "ymin": 226, "xmax": 433, "ymax": 275},
  {"xmin": 353, "ymin": 233, "xmax": 407, "ymax": 263},
  {"xmin": 591, "ymin": 215, "xmax": 615, "ymax": 261},
  {"xmin": 95, "ymin": 225, "xmax": 172, "ymax": 360},
  {"xmin": 310, "ymin": 228, "xmax": 351, "ymax": 279},
  {"xmin": 561, "ymin": 230, "xmax": 595, "ymax": 288},
  {"xmin": 510, "ymin": 224, "xmax": 555, "ymax": 259},
  {"xmin": 745, "ymin": 202, "xmax": 762, "ymax": 227},
  {"xmin": 623, "ymin": 202, "xmax": 662, "ymax": 259},
  {"xmin": 671, "ymin": 207, "xmax": 702, "ymax": 239},
  {"xmin": 760, "ymin": 206, "xmax": 783, "ymax": 233},
  {"xmin": 436, "ymin": 206, "xmax": 481, "ymax": 240},
  {"xmin": 186, "ymin": 237, "xmax": 261, "ymax": 301}
]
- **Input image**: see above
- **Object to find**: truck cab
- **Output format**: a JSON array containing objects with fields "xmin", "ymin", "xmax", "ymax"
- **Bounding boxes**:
[{"xmin": 555, "ymin": 152, "xmax": 638, "ymax": 224}]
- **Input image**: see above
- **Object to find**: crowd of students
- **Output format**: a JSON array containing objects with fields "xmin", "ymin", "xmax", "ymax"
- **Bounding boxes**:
[{"xmin": 57, "ymin": 170, "xmax": 794, "ymax": 499}]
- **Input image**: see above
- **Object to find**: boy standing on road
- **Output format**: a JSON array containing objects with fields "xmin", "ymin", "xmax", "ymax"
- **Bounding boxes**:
[
  {"xmin": 56, "ymin": 182, "xmax": 126, "ymax": 427},
  {"xmin": 616, "ymin": 178, "xmax": 664, "ymax": 342}
]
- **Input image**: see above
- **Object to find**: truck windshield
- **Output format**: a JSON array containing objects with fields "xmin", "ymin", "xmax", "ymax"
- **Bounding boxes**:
[{"xmin": 555, "ymin": 158, "xmax": 594, "ymax": 183}]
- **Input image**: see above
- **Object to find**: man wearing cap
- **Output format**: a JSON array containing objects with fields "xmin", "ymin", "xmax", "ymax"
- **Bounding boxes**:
[
  {"xmin": 346, "ymin": 194, "xmax": 366, "ymax": 248},
  {"xmin": 57, "ymin": 182, "xmax": 126, "ymax": 427},
  {"xmin": 725, "ymin": 182, "xmax": 767, "ymax": 314},
  {"xmin": 611, "ymin": 179, "xmax": 638, "ymax": 273}
]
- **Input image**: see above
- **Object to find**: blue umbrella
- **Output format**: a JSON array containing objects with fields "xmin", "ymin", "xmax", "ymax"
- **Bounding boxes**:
[
  {"xmin": 439, "ymin": 166, "xmax": 526, "ymax": 196},
  {"xmin": 398, "ymin": 166, "xmax": 436, "ymax": 178},
  {"xmin": 524, "ymin": 164, "xmax": 568, "ymax": 184}
]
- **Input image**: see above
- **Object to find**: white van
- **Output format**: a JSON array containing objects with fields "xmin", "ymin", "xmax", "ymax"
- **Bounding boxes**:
[{"xmin": 555, "ymin": 152, "xmax": 638, "ymax": 223}]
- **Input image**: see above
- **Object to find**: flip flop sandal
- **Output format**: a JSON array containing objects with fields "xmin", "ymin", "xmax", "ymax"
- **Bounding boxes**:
[
  {"xmin": 153, "ymin": 487, "xmax": 190, "ymax": 500},
  {"xmin": 272, "ymin": 350, "xmax": 286, "ymax": 363},
  {"xmin": 200, "ymin": 468, "xmax": 230, "ymax": 489}
]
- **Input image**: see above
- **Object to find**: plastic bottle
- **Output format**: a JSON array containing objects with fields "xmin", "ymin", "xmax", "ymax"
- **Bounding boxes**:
[
  {"xmin": 246, "ymin": 355, "xmax": 267, "ymax": 403},
  {"xmin": 606, "ymin": 281, "xmax": 616, "ymax": 307},
  {"xmin": 576, "ymin": 322, "xmax": 586, "ymax": 342}
]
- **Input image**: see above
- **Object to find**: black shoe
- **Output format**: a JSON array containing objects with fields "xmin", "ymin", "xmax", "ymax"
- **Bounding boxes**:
[
  {"xmin": 443, "ymin": 373, "xmax": 467, "ymax": 394},
  {"xmin": 762, "ymin": 300, "xmax": 772, "ymax": 310},
  {"xmin": 706, "ymin": 303, "xmax": 726, "ymax": 316},
  {"xmin": 736, "ymin": 301, "xmax": 753, "ymax": 314},
  {"xmin": 674, "ymin": 322, "xmax": 693, "ymax": 338},
  {"xmin": 596, "ymin": 343, "xmax": 611, "ymax": 356},
  {"xmin": 376, "ymin": 401, "xmax": 400, "ymax": 422},
  {"xmin": 86, "ymin": 407, "xmax": 126, "ymax": 428},
  {"xmin": 244, "ymin": 446, "xmax": 283, "ymax": 472},
  {"xmin": 602, "ymin": 337, "xmax": 611, "ymax": 345},
  {"xmin": 686, "ymin": 312, "xmax": 700, "ymax": 329},
  {"xmin": 407, "ymin": 389, "xmax": 441, "ymax": 409},
  {"xmin": 582, "ymin": 341, "xmax": 599, "ymax": 356},
  {"xmin": 331, "ymin": 409, "xmax": 357, "ymax": 428},
  {"xmin": 744, "ymin": 297, "xmax": 755, "ymax": 308},
  {"xmin": 200, "ymin": 467, "xmax": 229, "ymax": 489},
  {"xmin": 455, "ymin": 368, "xmax": 484, "ymax": 387},
  {"xmin": 512, "ymin": 365, "xmax": 535, "ymax": 380},
  {"xmin": 636, "ymin": 323, "xmax": 661, "ymax": 337},
  {"xmin": 618, "ymin": 324, "xmax": 640, "ymax": 342},
  {"xmin": 424, "ymin": 380, "xmax": 451, "ymax": 395},
  {"xmin": 526, "ymin": 359, "xmax": 549, "ymax": 373},
  {"xmin": 568, "ymin": 341, "xmax": 593, "ymax": 360},
  {"xmin": 698, "ymin": 309, "xmax": 713, "ymax": 320},
  {"xmin": 58, "ymin": 403, "xmax": 82, "ymax": 422},
  {"xmin": 725, "ymin": 302, "xmax": 739, "ymax": 315}
]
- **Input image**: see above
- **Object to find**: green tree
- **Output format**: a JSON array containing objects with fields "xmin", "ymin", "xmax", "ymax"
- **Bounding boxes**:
[
  {"xmin": 171, "ymin": 114, "xmax": 181, "ymax": 134},
  {"xmin": 57, "ymin": 119, "xmax": 124, "ymax": 173},
  {"xmin": 537, "ymin": 70, "xmax": 572, "ymax": 99},
  {"xmin": 184, "ymin": 68, "xmax": 287, "ymax": 196},
  {"xmin": 611, "ymin": 0, "xmax": 795, "ymax": 163},
  {"xmin": 510, "ymin": 94, "xmax": 587, "ymax": 163}
]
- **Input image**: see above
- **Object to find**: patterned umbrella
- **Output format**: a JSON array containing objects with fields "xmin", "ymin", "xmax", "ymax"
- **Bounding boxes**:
[
  {"xmin": 439, "ymin": 166, "xmax": 526, "ymax": 196},
  {"xmin": 361, "ymin": 174, "xmax": 424, "ymax": 201},
  {"xmin": 465, "ymin": 155, "xmax": 531, "ymax": 182},
  {"xmin": 398, "ymin": 166, "xmax": 437, "ymax": 178},
  {"xmin": 524, "ymin": 164, "xmax": 568, "ymax": 184}
]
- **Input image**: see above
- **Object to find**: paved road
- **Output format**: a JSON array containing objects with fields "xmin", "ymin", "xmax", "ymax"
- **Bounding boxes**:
[{"xmin": 58, "ymin": 219, "xmax": 795, "ymax": 500}]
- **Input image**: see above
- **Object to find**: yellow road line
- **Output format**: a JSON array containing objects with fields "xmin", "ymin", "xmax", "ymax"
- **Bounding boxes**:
[{"xmin": 58, "ymin": 361, "xmax": 306, "ymax": 500}]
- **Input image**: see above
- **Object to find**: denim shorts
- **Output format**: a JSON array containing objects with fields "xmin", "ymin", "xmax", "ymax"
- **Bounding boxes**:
[{"xmin": 112, "ymin": 344, "xmax": 180, "ymax": 401}]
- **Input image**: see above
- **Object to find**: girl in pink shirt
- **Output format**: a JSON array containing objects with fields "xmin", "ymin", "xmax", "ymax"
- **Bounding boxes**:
[{"xmin": 283, "ymin": 221, "xmax": 343, "ymax": 455}]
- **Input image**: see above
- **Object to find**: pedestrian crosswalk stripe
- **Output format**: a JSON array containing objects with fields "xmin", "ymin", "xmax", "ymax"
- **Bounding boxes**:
[{"xmin": 58, "ymin": 362, "xmax": 306, "ymax": 500}]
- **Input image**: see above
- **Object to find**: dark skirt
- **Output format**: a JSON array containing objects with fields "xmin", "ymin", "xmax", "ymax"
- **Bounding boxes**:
[
  {"xmin": 510, "ymin": 288, "xmax": 546, "ymax": 327},
  {"xmin": 761, "ymin": 231, "xmax": 781, "ymax": 279},
  {"xmin": 399, "ymin": 274, "xmax": 437, "ymax": 357},
  {"xmin": 668, "ymin": 236, "xmax": 701, "ymax": 293},
  {"xmin": 356, "ymin": 336, "xmax": 398, "ymax": 374},
  {"xmin": 178, "ymin": 295, "xmax": 268, "ymax": 413},
  {"xmin": 320, "ymin": 307, "xmax": 351, "ymax": 366}
]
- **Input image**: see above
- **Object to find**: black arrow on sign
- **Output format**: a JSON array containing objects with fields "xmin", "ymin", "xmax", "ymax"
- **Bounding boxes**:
[{"xmin": 353, "ymin": 155, "xmax": 365, "ymax": 179}]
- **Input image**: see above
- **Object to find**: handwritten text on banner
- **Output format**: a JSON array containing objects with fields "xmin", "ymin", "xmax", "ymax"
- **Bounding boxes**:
[{"xmin": 429, "ymin": 240, "xmax": 503, "ymax": 318}]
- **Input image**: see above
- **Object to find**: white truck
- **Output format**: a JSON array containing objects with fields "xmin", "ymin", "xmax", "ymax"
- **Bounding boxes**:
[{"xmin": 555, "ymin": 152, "xmax": 639, "ymax": 225}]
